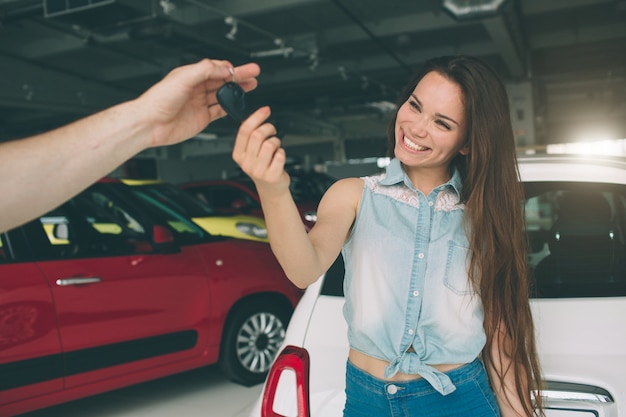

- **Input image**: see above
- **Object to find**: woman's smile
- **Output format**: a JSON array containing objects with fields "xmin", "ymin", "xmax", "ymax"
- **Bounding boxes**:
[{"xmin": 402, "ymin": 135, "xmax": 430, "ymax": 152}]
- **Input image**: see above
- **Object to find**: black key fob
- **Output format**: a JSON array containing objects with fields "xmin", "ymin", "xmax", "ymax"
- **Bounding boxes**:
[
  {"xmin": 216, "ymin": 82, "xmax": 283, "ymax": 138},
  {"xmin": 216, "ymin": 82, "xmax": 249, "ymax": 122}
]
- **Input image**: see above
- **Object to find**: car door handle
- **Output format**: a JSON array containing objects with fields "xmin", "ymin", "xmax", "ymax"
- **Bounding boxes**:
[{"xmin": 56, "ymin": 277, "xmax": 103, "ymax": 286}]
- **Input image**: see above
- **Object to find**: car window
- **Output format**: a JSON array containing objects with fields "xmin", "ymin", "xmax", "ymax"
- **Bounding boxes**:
[
  {"xmin": 289, "ymin": 173, "xmax": 335, "ymax": 203},
  {"xmin": 205, "ymin": 185, "xmax": 259, "ymax": 212},
  {"xmin": 36, "ymin": 190, "xmax": 155, "ymax": 259},
  {"xmin": 0, "ymin": 234, "xmax": 8, "ymax": 263},
  {"xmin": 289, "ymin": 176, "xmax": 320, "ymax": 203},
  {"xmin": 129, "ymin": 190, "xmax": 210, "ymax": 244},
  {"xmin": 133, "ymin": 184, "xmax": 216, "ymax": 217},
  {"xmin": 525, "ymin": 182, "xmax": 626, "ymax": 298},
  {"xmin": 321, "ymin": 181, "xmax": 626, "ymax": 299}
]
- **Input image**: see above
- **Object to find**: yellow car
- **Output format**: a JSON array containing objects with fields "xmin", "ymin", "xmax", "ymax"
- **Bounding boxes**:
[{"xmin": 121, "ymin": 179, "xmax": 268, "ymax": 243}]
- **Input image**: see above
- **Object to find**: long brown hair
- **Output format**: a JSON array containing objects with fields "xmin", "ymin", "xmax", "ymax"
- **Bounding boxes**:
[{"xmin": 387, "ymin": 56, "xmax": 543, "ymax": 416}]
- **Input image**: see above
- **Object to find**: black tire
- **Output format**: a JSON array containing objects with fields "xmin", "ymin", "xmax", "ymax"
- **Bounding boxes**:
[{"xmin": 219, "ymin": 299, "xmax": 292, "ymax": 386}]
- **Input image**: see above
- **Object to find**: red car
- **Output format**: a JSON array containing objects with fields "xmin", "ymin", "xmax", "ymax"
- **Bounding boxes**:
[
  {"xmin": 180, "ymin": 171, "xmax": 336, "ymax": 230},
  {"xmin": 0, "ymin": 179, "xmax": 302, "ymax": 417}
]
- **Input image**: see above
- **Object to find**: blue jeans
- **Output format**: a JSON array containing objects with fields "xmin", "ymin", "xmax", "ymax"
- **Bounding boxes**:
[{"xmin": 343, "ymin": 358, "xmax": 501, "ymax": 417}]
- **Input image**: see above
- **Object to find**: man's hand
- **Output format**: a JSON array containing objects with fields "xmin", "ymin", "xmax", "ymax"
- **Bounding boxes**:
[{"xmin": 139, "ymin": 59, "xmax": 261, "ymax": 148}]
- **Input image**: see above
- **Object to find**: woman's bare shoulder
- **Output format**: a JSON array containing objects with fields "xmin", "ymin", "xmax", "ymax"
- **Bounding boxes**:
[
  {"xmin": 316, "ymin": 177, "xmax": 363, "ymax": 214},
  {"xmin": 328, "ymin": 176, "xmax": 364, "ymax": 192},
  {"xmin": 322, "ymin": 177, "xmax": 364, "ymax": 203}
]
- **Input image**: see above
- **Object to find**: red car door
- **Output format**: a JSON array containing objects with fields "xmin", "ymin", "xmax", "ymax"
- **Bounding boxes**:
[
  {"xmin": 0, "ymin": 230, "xmax": 63, "ymax": 409},
  {"xmin": 34, "ymin": 188, "xmax": 211, "ymax": 389}
]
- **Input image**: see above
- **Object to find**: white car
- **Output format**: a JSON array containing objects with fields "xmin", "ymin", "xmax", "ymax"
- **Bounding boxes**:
[{"xmin": 249, "ymin": 154, "xmax": 626, "ymax": 417}]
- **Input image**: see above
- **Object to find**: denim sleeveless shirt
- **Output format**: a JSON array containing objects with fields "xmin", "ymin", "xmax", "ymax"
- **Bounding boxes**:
[{"xmin": 341, "ymin": 158, "xmax": 486, "ymax": 395}]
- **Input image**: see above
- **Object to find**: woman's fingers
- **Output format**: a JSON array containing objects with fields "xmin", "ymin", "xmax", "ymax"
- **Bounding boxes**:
[
  {"xmin": 233, "ymin": 106, "xmax": 270, "ymax": 162},
  {"xmin": 254, "ymin": 136, "xmax": 281, "ymax": 174},
  {"xmin": 267, "ymin": 146, "xmax": 286, "ymax": 176},
  {"xmin": 233, "ymin": 107, "xmax": 284, "ymax": 181}
]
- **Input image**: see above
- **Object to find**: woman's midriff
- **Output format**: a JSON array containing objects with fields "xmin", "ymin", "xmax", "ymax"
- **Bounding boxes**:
[{"xmin": 348, "ymin": 348, "xmax": 464, "ymax": 382}]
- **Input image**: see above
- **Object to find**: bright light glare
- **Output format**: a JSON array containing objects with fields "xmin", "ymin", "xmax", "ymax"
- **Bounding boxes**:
[
  {"xmin": 377, "ymin": 157, "xmax": 391, "ymax": 168},
  {"xmin": 547, "ymin": 138, "xmax": 626, "ymax": 157}
]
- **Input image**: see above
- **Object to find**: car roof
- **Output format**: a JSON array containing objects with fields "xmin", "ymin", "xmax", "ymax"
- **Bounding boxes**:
[
  {"xmin": 517, "ymin": 154, "xmax": 626, "ymax": 184},
  {"xmin": 517, "ymin": 153, "xmax": 626, "ymax": 167}
]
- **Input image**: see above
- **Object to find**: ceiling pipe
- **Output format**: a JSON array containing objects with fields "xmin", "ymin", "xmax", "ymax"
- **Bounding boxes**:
[
  {"xmin": 329, "ymin": 0, "xmax": 413, "ymax": 76},
  {"xmin": 0, "ymin": 1, "xmax": 42, "ymax": 22}
]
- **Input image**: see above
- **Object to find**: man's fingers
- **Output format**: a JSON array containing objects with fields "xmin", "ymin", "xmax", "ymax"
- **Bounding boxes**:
[
  {"xmin": 207, "ymin": 102, "xmax": 227, "ymax": 122},
  {"xmin": 203, "ymin": 62, "xmax": 260, "ymax": 91},
  {"xmin": 233, "ymin": 63, "xmax": 261, "ymax": 84}
]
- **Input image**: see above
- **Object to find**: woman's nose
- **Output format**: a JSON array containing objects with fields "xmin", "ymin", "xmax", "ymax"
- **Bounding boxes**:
[{"xmin": 410, "ymin": 114, "xmax": 429, "ymax": 137}]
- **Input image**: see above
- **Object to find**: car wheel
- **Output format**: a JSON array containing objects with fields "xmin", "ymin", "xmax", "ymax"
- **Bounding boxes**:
[{"xmin": 220, "ymin": 300, "xmax": 292, "ymax": 386}]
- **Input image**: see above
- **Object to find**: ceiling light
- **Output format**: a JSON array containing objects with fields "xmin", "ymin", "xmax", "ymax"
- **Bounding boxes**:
[
  {"xmin": 361, "ymin": 76, "xmax": 369, "ymax": 90},
  {"xmin": 338, "ymin": 66, "xmax": 348, "ymax": 81},
  {"xmin": 194, "ymin": 132, "xmax": 218, "ymax": 140},
  {"xmin": 224, "ymin": 16, "xmax": 238, "ymax": 41},
  {"xmin": 442, "ymin": 0, "xmax": 509, "ymax": 20},
  {"xmin": 366, "ymin": 101, "xmax": 396, "ymax": 113},
  {"xmin": 250, "ymin": 38, "xmax": 294, "ymax": 58},
  {"xmin": 159, "ymin": 0, "xmax": 175, "ymax": 15},
  {"xmin": 257, "ymin": 38, "xmax": 294, "ymax": 57},
  {"xmin": 250, "ymin": 47, "xmax": 294, "ymax": 58},
  {"xmin": 309, "ymin": 50, "xmax": 319, "ymax": 71}
]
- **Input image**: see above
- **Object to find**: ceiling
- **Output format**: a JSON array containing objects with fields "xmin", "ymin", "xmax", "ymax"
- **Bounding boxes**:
[{"xmin": 1, "ymin": 0, "xmax": 625, "ymax": 151}]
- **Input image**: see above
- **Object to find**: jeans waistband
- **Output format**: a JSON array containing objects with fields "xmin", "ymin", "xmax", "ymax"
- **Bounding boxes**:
[{"xmin": 346, "ymin": 358, "xmax": 484, "ymax": 397}]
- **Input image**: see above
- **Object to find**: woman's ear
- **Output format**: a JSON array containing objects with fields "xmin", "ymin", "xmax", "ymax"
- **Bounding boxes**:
[{"xmin": 459, "ymin": 144, "xmax": 469, "ymax": 156}]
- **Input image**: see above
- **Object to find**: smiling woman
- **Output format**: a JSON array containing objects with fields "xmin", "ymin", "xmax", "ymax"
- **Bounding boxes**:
[
  {"xmin": 233, "ymin": 55, "xmax": 544, "ymax": 417},
  {"xmin": 253, "ymin": 155, "xmax": 626, "ymax": 417},
  {"xmin": 392, "ymin": 71, "xmax": 468, "ymax": 194}
]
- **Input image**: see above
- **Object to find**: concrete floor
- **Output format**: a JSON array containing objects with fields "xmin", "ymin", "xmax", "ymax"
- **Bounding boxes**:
[{"xmin": 18, "ymin": 365, "xmax": 263, "ymax": 417}]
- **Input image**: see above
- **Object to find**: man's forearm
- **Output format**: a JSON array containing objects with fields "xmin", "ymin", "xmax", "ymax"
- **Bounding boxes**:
[
  {"xmin": 0, "ymin": 99, "xmax": 149, "ymax": 232},
  {"xmin": 0, "ymin": 59, "xmax": 261, "ymax": 233}
]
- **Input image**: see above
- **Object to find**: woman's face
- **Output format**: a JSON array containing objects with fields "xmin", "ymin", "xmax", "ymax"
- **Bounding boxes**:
[{"xmin": 394, "ymin": 71, "xmax": 468, "ymax": 172}]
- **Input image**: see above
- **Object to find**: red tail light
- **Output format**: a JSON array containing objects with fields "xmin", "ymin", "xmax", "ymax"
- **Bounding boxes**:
[{"xmin": 261, "ymin": 345, "xmax": 311, "ymax": 417}]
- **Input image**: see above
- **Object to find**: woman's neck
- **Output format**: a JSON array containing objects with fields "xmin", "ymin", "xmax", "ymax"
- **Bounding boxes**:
[{"xmin": 403, "ymin": 164, "xmax": 452, "ymax": 196}]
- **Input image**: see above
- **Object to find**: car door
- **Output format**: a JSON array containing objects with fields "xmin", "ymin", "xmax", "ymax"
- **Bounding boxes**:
[
  {"xmin": 0, "ymin": 228, "xmax": 64, "ymax": 407},
  {"xmin": 32, "ymin": 185, "xmax": 211, "ymax": 388},
  {"xmin": 524, "ymin": 180, "xmax": 626, "ymax": 414}
]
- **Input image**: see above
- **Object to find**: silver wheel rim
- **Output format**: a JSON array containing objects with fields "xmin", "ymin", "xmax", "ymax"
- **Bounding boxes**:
[{"xmin": 235, "ymin": 311, "xmax": 286, "ymax": 374}]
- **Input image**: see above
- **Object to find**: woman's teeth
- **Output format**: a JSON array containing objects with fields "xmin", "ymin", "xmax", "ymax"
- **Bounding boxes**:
[{"xmin": 403, "ymin": 136, "xmax": 429, "ymax": 151}]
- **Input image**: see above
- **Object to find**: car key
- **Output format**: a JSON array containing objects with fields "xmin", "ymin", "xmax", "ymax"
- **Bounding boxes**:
[
  {"xmin": 216, "ymin": 81, "xmax": 283, "ymax": 138},
  {"xmin": 216, "ymin": 82, "xmax": 249, "ymax": 123}
]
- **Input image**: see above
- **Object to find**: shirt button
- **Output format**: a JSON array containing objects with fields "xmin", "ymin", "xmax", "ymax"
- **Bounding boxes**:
[
  {"xmin": 428, "ymin": 201, "xmax": 434, "ymax": 207},
  {"xmin": 408, "ymin": 329, "xmax": 414, "ymax": 335},
  {"xmin": 413, "ymin": 290, "xmax": 420, "ymax": 297},
  {"xmin": 418, "ymin": 253, "xmax": 424, "ymax": 259},
  {"xmin": 387, "ymin": 384, "xmax": 398, "ymax": 395}
]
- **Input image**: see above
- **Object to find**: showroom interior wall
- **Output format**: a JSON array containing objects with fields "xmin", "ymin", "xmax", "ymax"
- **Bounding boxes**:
[
  {"xmin": 116, "ymin": 80, "xmax": 533, "ymax": 184},
  {"xmin": 153, "ymin": 140, "xmax": 337, "ymax": 183},
  {"xmin": 149, "ymin": 134, "xmax": 392, "ymax": 183}
]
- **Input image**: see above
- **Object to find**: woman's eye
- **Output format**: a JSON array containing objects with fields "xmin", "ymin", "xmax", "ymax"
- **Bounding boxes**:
[
  {"xmin": 436, "ymin": 120, "xmax": 451, "ymax": 130},
  {"xmin": 409, "ymin": 101, "xmax": 421, "ymax": 111}
]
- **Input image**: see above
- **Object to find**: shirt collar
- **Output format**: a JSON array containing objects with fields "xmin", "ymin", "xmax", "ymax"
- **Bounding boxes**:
[{"xmin": 380, "ymin": 158, "xmax": 463, "ymax": 197}]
